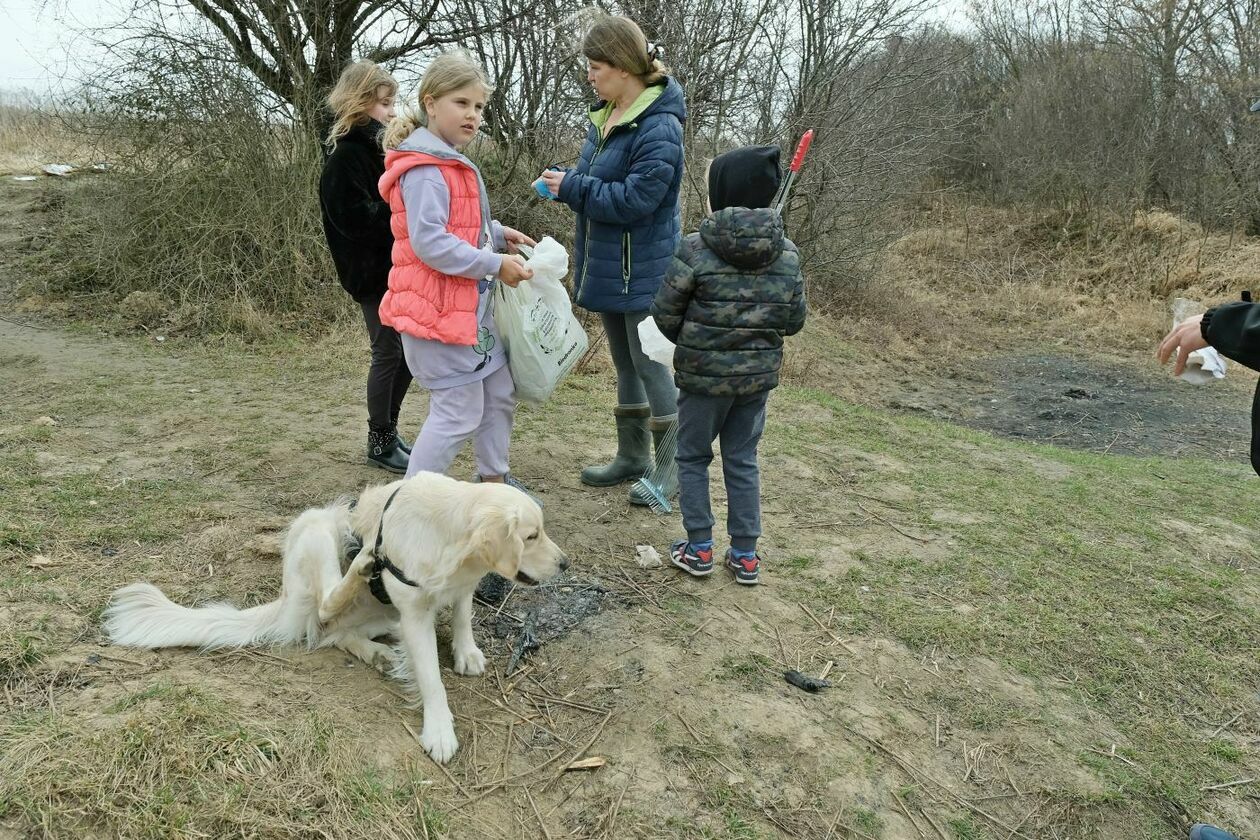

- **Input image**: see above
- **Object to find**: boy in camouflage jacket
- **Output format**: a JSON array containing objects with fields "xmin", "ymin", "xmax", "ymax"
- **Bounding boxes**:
[{"xmin": 650, "ymin": 145, "xmax": 807, "ymax": 584}]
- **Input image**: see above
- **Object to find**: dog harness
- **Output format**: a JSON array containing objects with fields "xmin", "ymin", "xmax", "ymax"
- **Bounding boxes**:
[{"xmin": 360, "ymin": 486, "xmax": 422, "ymax": 606}]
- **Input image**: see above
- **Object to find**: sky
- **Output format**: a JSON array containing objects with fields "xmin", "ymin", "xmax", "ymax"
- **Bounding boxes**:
[
  {"xmin": 0, "ymin": 0, "xmax": 113, "ymax": 98},
  {"xmin": 0, "ymin": 0, "xmax": 973, "ymax": 99}
]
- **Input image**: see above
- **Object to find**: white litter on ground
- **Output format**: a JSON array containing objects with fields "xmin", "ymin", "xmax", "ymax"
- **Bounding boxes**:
[{"xmin": 634, "ymin": 544, "xmax": 663, "ymax": 568}]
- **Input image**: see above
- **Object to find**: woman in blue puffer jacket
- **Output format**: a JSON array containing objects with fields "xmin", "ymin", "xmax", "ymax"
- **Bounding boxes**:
[{"xmin": 536, "ymin": 14, "xmax": 686, "ymax": 505}]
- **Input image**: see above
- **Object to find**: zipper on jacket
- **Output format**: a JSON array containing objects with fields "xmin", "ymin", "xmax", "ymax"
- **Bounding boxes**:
[
  {"xmin": 621, "ymin": 230, "xmax": 631, "ymax": 293},
  {"xmin": 576, "ymin": 122, "xmax": 628, "ymax": 293}
]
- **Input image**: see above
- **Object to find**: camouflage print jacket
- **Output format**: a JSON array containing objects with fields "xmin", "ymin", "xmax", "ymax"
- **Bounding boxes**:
[{"xmin": 651, "ymin": 207, "xmax": 806, "ymax": 396}]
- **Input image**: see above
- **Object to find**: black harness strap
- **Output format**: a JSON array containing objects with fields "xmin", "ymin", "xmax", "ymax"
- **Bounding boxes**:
[{"xmin": 365, "ymin": 485, "xmax": 421, "ymax": 605}]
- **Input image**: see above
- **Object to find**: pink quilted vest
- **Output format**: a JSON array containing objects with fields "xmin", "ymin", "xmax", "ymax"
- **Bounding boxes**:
[{"xmin": 377, "ymin": 150, "xmax": 485, "ymax": 345}]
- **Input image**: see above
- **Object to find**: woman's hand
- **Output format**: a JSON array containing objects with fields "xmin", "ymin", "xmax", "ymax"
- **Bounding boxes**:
[
  {"xmin": 502, "ymin": 226, "xmax": 537, "ymax": 254},
  {"xmin": 498, "ymin": 254, "xmax": 534, "ymax": 288},
  {"xmin": 537, "ymin": 169, "xmax": 566, "ymax": 198},
  {"xmin": 1157, "ymin": 313, "xmax": 1209, "ymax": 376}
]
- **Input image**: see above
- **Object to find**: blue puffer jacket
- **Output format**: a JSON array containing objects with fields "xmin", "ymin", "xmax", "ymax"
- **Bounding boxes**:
[{"xmin": 559, "ymin": 77, "xmax": 687, "ymax": 313}]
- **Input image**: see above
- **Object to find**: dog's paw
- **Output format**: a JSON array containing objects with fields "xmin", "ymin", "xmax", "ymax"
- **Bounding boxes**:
[
  {"xmin": 369, "ymin": 646, "xmax": 401, "ymax": 675},
  {"xmin": 420, "ymin": 720, "xmax": 459, "ymax": 764},
  {"xmin": 453, "ymin": 645, "xmax": 486, "ymax": 677}
]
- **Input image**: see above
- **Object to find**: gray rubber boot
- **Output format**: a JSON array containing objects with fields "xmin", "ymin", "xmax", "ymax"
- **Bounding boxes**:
[
  {"xmin": 581, "ymin": 404, "xmax": 652, "ymax": 487},
  {"xmin": 629, "ymin": 414, "xmax": 679, "ymax": 507}
]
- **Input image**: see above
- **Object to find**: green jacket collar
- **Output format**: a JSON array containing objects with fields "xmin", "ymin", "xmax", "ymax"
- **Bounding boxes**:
[{"xmin": 590, "ymin": 84, "xmax": 664, "ymax": 131}]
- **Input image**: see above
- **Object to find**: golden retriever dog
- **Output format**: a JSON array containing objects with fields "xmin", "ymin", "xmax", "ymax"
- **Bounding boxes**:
[{"xmin": 103, "ymin": 472, "xmax": 568, "ymax": 763}]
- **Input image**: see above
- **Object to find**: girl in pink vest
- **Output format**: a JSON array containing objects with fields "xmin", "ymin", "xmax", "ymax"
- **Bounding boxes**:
[{"xmin": 379, "ymin": 52, "xmax": 538, "ymax": 494}]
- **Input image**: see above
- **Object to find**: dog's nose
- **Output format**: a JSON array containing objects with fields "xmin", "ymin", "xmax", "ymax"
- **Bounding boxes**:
[{"xmin": 558, "ymin": 554, "xmax": 570, "ymax": 572}]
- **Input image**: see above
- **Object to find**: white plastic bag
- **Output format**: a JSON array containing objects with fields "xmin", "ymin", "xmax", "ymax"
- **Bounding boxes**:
[
  {"xmin": 495, "ymin": 237, "xmax": 589, "ymax": 405},
  {"xmin": 1171, "ymin": 297, "xmax": 1227, "ymax": 384},
  {"xmin": 637, "ymin": 316, "xmax": 675, "ymax": 370}
]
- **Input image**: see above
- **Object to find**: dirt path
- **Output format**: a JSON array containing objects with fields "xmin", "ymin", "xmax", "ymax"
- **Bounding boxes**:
[{"xmin": 3, "ymin": 178, "xmax": 1257, "ymax": 840}]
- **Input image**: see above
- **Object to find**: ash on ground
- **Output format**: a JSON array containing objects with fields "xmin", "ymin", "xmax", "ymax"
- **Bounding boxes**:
[{"xmin": 474, "ymin": 572, "xmax": 610, "ymax": 671}]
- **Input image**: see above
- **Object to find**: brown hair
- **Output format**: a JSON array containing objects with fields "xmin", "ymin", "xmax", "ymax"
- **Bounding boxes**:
[
  {"xmin": 582, "ymin": 15, "xmax": 669, "ymax": 85},
  {"xmin": 383, "ymin": 51, "xmax": 492, "ymax": 149},
  {"xmin": 325, "ymin": 60, "xmax": 398, "ymax": 150}
]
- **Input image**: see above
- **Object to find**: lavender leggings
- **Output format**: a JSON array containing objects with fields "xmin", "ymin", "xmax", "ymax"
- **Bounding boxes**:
[{"xmin": 404, "ymin": 363, "xmax": 516, "ymax": 479}]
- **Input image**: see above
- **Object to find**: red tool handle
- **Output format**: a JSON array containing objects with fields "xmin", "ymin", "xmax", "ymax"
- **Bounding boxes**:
[{"xmin": 788, "ymin": 130, "xmax": 814, "ymax": 173}]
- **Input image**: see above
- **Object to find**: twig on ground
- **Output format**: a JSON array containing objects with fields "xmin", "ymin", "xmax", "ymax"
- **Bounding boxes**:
[
  {"xmin": 1201, "ymin": 778, "xmax": 1255, "ymax": 792},
  {"xmin": 892, "ymin": 789, "xmax": 927, "ymax": 839},
  {"xmin": 856, "ymin": 500, "xmax": 931, "ymax": 543},
  {"xmin": 543, "ymin": 711, "xmax": 613, "ymax": 791},
  {"xmin": 798, "ymin": 602, "xmax": 857, "ymax": 653},
  {"xmin": 1086, "ymin": 745, "xmax": 1137, "ymax": 768},
  {"xmin": 524, "ymin": 788, "xmax": 553, "ymax": 840},
  {"xmin": 1210, "ymin": 711, "xmax": 1245, "ymax": 738}
]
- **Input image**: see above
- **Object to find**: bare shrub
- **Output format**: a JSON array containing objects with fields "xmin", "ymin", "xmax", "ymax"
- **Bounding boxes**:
[{"xmin": 28, "ymin": 44, "xmax": 341, "ymax": 335}]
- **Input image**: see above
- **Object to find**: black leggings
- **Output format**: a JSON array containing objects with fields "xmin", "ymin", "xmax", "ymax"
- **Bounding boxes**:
[{"xmin": 359, "ymin": 295, "xmax": 412, "ymax": 431}]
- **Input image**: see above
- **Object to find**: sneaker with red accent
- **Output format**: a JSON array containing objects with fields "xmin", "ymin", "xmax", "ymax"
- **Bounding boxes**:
[
  {"xmin": 726, "ymin": 550, "xmax": 761, "ymax": 585},
  {"xmin": 669, "ymin": 540, "xmax": 715, "ymax": 577}
]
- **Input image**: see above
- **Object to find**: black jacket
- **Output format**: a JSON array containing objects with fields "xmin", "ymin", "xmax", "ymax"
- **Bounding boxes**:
[
  {"xmin": 1202, "ymin": 299, "xmax": 1260, "ymax": 474},
  {"xmin": 319, "ymin": 121, "xmax": 393, "ymax": 301}
]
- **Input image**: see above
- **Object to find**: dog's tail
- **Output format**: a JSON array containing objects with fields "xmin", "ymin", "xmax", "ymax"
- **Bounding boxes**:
[{"xmin": 103, "ymin": 583, "xmax": 296, "ymax": 651}]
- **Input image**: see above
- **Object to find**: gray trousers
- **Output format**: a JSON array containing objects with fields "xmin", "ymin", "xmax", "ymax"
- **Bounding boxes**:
[
  {"xmin": 403, "ymin": 362, "xmax": 516, "ymax": 479},
  {"xmin": 601, "ymin": 311, "xmax": 677, "ymax": 417},
  {"xmin": 676, "ymin": 389, "xmax": 769, "ymax": 552}
]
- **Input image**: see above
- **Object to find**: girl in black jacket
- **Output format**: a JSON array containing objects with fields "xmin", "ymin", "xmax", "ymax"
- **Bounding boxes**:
[{"xmin": 319, "ymin": 60, "xmax": 411, "ymax": 473}]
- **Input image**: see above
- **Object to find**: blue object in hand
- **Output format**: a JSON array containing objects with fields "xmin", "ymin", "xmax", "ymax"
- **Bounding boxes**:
[{"xmin": 533, "ymin": 166, "xmax": 563, "ymax": 201}]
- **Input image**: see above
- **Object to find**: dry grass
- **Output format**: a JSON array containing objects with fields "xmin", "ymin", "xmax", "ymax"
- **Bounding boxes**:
[
  {"xmin": 1, "ymin": 681, "xmax": 447, "ymax": 839},
  {"xmin": 848, "ymin": 197, "xmax": 1260, "ymax": 362},
  {"xmin": 0, "ymin": 103, "xmax": 94, "ymax": 176}
]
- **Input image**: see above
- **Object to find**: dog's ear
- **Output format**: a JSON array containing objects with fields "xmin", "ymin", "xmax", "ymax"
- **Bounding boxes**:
[{"xmin": 472, "ymin": 504, "xmax": 525, "ymax": 580}]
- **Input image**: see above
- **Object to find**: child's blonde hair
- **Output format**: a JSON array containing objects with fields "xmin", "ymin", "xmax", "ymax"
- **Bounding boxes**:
[
  {"xmin": 325, "ymin": 60, "xmax": 398, "ymax": 150},
  {"xmin": 582, "ymin": 15, "xmax": 669, "ymax": 86},
  {"xmin": 383, "ymin": 51, "xmax": 493, "ymax": 150}
]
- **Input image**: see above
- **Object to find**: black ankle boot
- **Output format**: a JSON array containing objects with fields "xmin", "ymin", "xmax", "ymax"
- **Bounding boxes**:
[
  {"xmin": 390, "ymin": 424, "xmax": 412, "ymax": 455},
  {"xmin": 367, "ymin": 427, "xmax": 409, "ymax": 474}
]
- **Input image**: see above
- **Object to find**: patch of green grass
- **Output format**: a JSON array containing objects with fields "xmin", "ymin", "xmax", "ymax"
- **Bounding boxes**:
[
  {"xmin": 924, "ymin": 687, "xmax": 1032, "ymax": 731},
  {"xmin": 698, "ymin": 786, "xmax": 764, "ymax": 840},
  {"xmin": 948, "ymin": 814, "xmax": 985, "ymax": 839},
  {"xmin": 715, "ymin": 652, "xmax": 774, "ymax": 689},
  {"xmin": 852, "ymin": 806, "xmax": 883, "ymax": 835},
  {"xmin": 720, "ymin": 809, "xmax": 761, "ymax": 840},
  {"xmin": 106, "ymin": 680, "xmax": 184, "ymax": 713},
  {"xmin": 897, "ymin": 784, "xmax": 923, "ymax": 807},
  {"xmin": 0, "ymin": 451, "xmax": 224, "ymax": 558},
  {"xmin": 775, "ymin": 386, "xmax": 1260, "ymax": 818},
  {"xmin": 779, "ymin": 553, "xmax": 818, "ymax": 574},
  {"xmin": 0, "ymin": 630, "xmax": 44, "ymax": 678},
  {"xmin": 1207, "ymin": 739, "xmax": 1243, "ymax": 762}
]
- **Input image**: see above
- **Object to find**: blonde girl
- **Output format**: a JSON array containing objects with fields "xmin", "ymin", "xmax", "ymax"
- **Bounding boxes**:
[
  {"xmin": 319, "ymin": 60, "xmax": 414, "ymax": 473},
  {"xmin": 378, "ymin": 51, "xmax": 538, "ymax": 494}
]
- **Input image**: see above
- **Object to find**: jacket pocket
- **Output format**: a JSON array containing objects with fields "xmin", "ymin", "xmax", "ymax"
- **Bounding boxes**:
[{"xmin": 620, "ymin": 230, "xmax": 631, "ymax": 294}]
